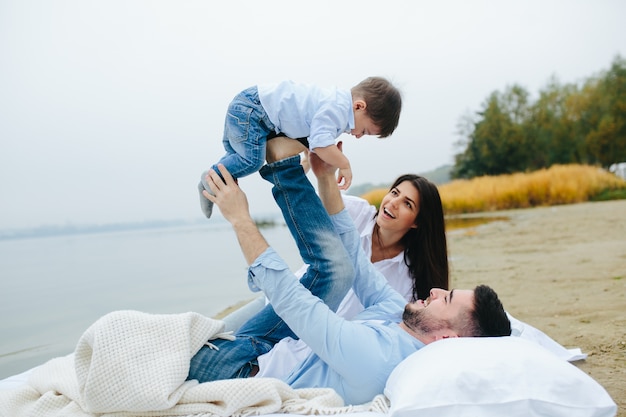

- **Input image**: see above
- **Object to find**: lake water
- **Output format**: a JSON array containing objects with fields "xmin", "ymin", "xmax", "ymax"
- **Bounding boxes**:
[{"xmin": 0, "ymin": 222, "xmax": 302, "ymax": 379}]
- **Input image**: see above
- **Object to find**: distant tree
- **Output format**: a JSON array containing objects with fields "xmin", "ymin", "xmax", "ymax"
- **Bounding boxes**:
[
  {"xmin": 585, "ymin": 56, "xmax": 626, "ymax": 166},
  {"xmin": 452, "ymin": 85, "xmax": 531, "ymax": 178},
  {"xmin": 451, "ymin": 111, "xmax": 477, "ymax": 178},
  {"xmin": 526, "ymin": 77, "xmax": 581, "ymax": 168}
]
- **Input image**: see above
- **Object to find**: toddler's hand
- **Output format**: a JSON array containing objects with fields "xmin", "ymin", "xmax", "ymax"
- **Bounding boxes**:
[{"xmin": 337, "ymin": 167, "xmax": 352, "ymax": 190}]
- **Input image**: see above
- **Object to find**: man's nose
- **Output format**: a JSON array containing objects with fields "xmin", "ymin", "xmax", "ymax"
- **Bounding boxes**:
[{"xmin": 430, "ymin": 288, "xmax": 445, "ymax": 299}]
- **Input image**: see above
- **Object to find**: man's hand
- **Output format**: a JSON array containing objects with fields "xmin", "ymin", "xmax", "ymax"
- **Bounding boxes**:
[
  {"xmin": 203, "ymin": 164, "xmax": 269, "ymax": 265},
  {"xmin": 202, "ymin": 164, "xmax": 251, "ymax": 226}
]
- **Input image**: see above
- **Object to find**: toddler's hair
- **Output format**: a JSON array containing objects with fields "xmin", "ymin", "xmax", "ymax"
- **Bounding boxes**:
[{"xmin": 351, "ymin": 77, "xmax": 402, "ymax": 137}]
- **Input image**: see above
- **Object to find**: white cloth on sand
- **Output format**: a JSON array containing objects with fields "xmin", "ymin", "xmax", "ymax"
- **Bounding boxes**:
[{"xmin": 0, "ymin": 310, "xmax": 389, "ymax": 417}]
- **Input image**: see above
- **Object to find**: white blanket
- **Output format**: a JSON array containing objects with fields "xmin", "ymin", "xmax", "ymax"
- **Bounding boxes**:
[{"xmin": 0, "ymin": 310, "xmax": 388, "ymax": 417}]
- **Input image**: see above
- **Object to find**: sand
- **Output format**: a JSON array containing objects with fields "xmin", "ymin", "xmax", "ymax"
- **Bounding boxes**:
[{"xmin": 447, "ymin": 199, "xmax": 626, "ymax": 413}]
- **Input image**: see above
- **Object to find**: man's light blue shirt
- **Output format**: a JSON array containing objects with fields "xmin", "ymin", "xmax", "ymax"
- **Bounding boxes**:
[
  {"xmin": 257, "ymin": 81, "xmax": 354, "ymax": 150},
  {"xmin": 247, "ymin": 209, "xmax": 424, "ymax": 405}
]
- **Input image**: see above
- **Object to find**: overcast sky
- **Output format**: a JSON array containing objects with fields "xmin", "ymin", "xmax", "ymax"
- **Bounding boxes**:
[{"xmin": 1, "ymin": 0, "xmax": 625, "ymax": 230}]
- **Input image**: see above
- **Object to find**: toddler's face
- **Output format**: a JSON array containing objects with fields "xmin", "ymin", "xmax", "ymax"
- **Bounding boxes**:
[{"xmin": 351, "ymin": 107, "xmax": 381, "ymax": 138}]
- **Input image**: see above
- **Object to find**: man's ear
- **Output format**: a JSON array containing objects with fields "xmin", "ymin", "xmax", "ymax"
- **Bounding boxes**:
[{"xmin": 434, "ymin": 332, "xmax": 459, "ymax": 341}]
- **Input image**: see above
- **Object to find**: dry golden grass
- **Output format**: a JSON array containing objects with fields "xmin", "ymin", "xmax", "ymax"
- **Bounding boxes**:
[
  {"xmin": 361, "ymin": 164, "xmax": 626, "ymax": 215},
  {"xmin": 360, "ymin": 188, "xmax": 388, "ymax": 206},
  {"xmin": 439, "ymin": 164, "xmax": 626, "ymax": 214}
]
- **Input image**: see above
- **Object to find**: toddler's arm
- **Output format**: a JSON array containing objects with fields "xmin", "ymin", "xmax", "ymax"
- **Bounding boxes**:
[{"xmin": 312, "ymin": 144, "xmax": 352, "ymax": 190}]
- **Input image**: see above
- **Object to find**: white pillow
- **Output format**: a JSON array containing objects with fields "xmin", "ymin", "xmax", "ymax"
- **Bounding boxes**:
[
  {"xmin": 508, "ymin": 313, "xmax": 587, "ymax": 362},
  {"xmin": 385, "ymin": 337, "xmax": 616, "ymax": 417}
]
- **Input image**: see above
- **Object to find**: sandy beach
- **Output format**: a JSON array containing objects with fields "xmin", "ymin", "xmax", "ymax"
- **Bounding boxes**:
[{"xmin": 447, "ymin": 199, "xmax": 626, "ymax": 414}]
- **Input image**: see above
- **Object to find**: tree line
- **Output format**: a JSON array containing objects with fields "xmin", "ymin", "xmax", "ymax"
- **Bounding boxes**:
[{"xmin": 452, "ymin": 55, "xmax": 626, "ymax": 179}]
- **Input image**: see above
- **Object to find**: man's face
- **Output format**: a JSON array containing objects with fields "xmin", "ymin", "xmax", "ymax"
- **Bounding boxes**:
[{"xmin": 403, "ymin": 288, "xmax": 474, "ymax": 339}]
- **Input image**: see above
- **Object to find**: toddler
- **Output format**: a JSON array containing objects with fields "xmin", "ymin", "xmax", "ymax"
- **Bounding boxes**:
[{"xmin": 199, "ymin": 76, "xmax": 402, "ymax": 218}]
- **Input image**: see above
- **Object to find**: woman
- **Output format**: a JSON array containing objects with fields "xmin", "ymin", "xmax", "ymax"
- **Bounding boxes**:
[{"xmin": 330, "ymin": 173, "xmax": 449, "ymax": 319}]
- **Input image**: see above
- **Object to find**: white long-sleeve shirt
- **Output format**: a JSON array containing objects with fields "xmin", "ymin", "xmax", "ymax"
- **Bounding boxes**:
[{"xmin": 257, "ymin": 80, "xmax": 354, "ymax": 150}]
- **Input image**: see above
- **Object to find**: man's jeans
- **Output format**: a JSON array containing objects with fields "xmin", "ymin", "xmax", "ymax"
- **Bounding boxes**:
[{"xmin": 188, "ymin": 156, "xmax": 354, "ymax": 382}]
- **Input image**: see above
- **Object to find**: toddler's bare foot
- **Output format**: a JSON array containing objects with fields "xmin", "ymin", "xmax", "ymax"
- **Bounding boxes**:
[{"xmin": 266, "ymin": 136, "xmax": 307, "ymax": 164}]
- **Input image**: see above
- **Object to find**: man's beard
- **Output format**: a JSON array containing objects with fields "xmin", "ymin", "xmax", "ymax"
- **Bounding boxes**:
[{"xmin": 402, "ymin": 305, "xmax": 449, "ymax": 334}]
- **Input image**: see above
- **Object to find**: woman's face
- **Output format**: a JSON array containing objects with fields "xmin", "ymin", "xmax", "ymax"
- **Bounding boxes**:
[{"xmin": 376, "ymin": 180, "xmax": 420, "ymax": 233}]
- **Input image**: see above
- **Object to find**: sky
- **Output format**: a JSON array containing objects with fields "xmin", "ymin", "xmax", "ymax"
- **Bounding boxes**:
[{"xmin": 1, "ymin": 0, "xmax": 625, "ymax": 230}]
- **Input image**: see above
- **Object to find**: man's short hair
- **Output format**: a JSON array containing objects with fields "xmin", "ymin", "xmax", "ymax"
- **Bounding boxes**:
[
  {"xmin": 471, "ymin": 285, "xmax": 511, "ymax": 337},
  {"xmin": 455, "ymin": 285, "xmax": 511, "ymax": 337}
]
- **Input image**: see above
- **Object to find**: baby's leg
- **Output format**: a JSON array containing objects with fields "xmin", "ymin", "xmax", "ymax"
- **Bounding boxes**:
[{"xmin": 199, "ymin": 87, "xmax": 270, "ymax": 219}]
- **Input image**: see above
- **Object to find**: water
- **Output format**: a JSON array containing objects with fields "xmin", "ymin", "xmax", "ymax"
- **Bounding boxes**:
[{"xmin": 0, "ymin": 222, "xmax": 301, "ymax": 379}]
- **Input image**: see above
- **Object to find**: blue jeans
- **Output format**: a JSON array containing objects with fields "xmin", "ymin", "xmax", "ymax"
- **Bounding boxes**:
[
  {"xmin": 212, "ymin": 86, "xmax": 276, "ymax": 180},
  {"xmin": 188, "ymin": 156, "xmax": 354, "ymax": 382}
]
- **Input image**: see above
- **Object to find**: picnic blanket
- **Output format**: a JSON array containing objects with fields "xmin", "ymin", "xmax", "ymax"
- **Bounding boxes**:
[{"xmin": 0, "ymin": 310, "xmax": 389, "ymax": 417}]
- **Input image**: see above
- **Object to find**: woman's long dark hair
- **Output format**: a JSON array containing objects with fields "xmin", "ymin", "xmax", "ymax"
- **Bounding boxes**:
[{"xmin": 375, "ymin": 174, "xmax": 449, "ymax": 301}]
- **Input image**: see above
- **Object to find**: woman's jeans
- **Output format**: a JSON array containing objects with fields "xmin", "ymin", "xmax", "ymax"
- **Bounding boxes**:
[{"xmin": 188, "ymin": 156, "xmax": 353, "ymax": 382}]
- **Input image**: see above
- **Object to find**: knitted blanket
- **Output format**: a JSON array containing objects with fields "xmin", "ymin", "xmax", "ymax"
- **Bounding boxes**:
[{"xmin": 0, "ymin": 310, "xmax": 389, "ymax": 417}]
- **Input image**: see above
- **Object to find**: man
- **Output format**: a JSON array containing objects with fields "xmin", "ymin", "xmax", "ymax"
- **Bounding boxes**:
[{"xmin": 189, "ymin": 139, "xmax": 511, "ymax": 405}]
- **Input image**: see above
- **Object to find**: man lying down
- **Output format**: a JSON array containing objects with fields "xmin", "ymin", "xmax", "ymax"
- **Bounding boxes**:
[{"xmin": 189, "ymin": 138, "xmax": 511, "ymax": 405}]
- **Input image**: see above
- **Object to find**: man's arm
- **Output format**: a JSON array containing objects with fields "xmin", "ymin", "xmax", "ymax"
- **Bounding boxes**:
[{"xmin": 202, "ymin": 165, "xmax": 268, "ymax": 264}]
